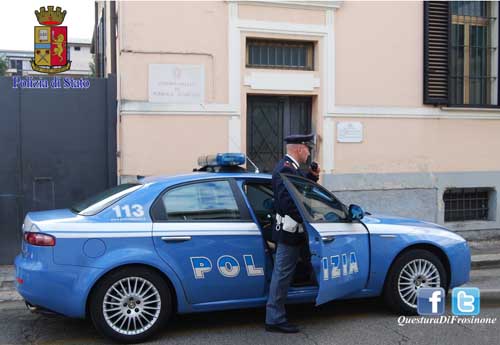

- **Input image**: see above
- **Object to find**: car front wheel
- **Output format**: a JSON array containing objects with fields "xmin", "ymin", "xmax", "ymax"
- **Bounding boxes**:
[
  {"xmin": 383, "ymin": 249, "xmax": 447, "ymax": 315},
  {"xmin": 89, "ymin": 267, "xmax": 172, "ymax": 343}
]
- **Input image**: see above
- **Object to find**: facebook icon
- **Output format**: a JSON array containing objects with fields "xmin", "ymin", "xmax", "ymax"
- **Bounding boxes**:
[
  {"xmin": 417, "ymin": 287, "xmax": 445, "ymax": 316},
  {"xmin": 452, "ymin": 288, "xmax": 480, "ymax": 316}
]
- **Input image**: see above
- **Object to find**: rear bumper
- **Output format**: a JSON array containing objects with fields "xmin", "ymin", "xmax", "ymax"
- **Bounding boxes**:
[{"xmin": 15, "ymin": 253, "xmax": 103, "ymax": 318}]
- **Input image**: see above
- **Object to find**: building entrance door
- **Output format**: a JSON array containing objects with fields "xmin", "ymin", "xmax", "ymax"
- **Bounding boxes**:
[{"xmin": 247, "ymin": 95, "xmax": 312, "ymax": 173}]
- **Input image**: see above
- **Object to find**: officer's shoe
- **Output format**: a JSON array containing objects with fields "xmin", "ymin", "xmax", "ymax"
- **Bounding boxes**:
[{"xmin": 265, "ymin": 322, "xmax": 300, "ymax": 333}]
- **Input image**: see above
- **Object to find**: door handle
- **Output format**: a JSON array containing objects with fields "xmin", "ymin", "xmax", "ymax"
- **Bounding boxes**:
[
  {"xmin": 161, "ymin": 236, "xmax": 192, "ymax": 242},
  {"xmin": 321, "ymin": 236, "xmax": 335, "ymax": 243}
]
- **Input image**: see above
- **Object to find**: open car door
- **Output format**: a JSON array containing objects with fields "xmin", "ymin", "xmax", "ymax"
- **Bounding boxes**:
[{"xmin": 280, "ymin": 174, "xmax": 370, "ymax": 305}]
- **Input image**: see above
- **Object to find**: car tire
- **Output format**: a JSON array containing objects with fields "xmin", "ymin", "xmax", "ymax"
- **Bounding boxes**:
[
  {"xmin": 383, "ymin": 249, "xmax": 447, "ymax": 315},
  {"xmin": 89, "ymin": 266, "xmax": 172, "ymax": 343}
]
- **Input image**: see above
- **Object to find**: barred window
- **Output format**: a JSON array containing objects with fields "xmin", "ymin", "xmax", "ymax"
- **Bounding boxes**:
[
  {"xmin": 246, "ymin": 39, "xmax": 314, "ymax": 70},
  {"xmin": 450, "ymin": 1, "xmax": 497, "ymax": 106},
  {"xmin": 423, "ymin": 1, "xmax": 499, "ymax": 107},
  {"xmin": 443, "ymin": 188, "xmax": 494, "ymax": 222}
]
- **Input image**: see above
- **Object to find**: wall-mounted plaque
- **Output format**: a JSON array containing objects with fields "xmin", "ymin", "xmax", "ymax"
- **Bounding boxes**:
[
  {"xmin": 149, "ymin": 64, "xmax": 204, "ymax": 104},
  {"xmin": 337, "ymin": 122, "xmax": 363, "ymax": 143}
]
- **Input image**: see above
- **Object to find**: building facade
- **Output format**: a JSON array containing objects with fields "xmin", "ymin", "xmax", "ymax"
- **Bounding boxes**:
[
  {"xmin": 0, "ymin": 40, "xmax": 93, "ymax": 77},
  {"xmin": 97, "ymin": 0, "xmax": 500, "ymax": 239}
]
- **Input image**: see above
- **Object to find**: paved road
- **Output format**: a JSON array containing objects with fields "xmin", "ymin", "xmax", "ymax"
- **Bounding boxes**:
[{"xmin": 0, "ymin": 298, "xmax": 498, "ymax": 345}]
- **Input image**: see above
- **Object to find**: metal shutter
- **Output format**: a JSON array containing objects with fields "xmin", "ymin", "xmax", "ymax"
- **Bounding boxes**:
[{"xmin": 424, "ymin": 1, "xmax": 449, "ymax": 105}]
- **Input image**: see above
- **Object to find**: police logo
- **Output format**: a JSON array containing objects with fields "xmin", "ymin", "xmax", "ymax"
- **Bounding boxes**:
[{"xmin": 31, "ymin": 6, "xmax": 71, "ymax": 74}]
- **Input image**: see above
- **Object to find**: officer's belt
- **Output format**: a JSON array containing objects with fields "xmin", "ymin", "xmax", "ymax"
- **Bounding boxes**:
[{"xmin": 275, "ymin": 214, "xmax": 304, "ymax": 233}]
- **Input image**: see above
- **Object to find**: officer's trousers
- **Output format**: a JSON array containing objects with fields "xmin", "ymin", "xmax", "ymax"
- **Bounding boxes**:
[{"xmin": 265, "ymin": 242, "xmax": 301, "ymax": 325}]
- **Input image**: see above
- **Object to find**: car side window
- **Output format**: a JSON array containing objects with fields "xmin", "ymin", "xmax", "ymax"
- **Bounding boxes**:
[
  {"xmin": 161, "ymin": 180, "xmax": 240, "ymax": 221},
  {"xmin": 243, "ymin": 182, "xmax": 274, "ymax": 226},
  {"xmin": 286, "ymin": 175, "xmax": 347, "ymax": 222}
]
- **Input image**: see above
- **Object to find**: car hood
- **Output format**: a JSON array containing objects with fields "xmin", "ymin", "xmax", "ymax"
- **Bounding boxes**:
[
  {"xmin": 362, "ymin": 214, "xmax": 450, "ymax": 231},
  {"xmin": 361, "ymin": 214, "xmax": 467, "ymax": 243}
]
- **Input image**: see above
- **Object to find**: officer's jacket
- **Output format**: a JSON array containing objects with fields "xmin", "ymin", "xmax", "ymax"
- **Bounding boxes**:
[{"xmin": 271, "ymin": 155, "xmax": 319, "ymax": 246}]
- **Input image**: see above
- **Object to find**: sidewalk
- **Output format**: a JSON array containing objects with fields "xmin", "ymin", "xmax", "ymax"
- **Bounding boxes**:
[
  {"xmin": 469, "ymin": 239, "xmax": 500, "ymax": 269},
  {"xmin": 0, "ymin": 265, "xmax": 19, "ymax": 303}
]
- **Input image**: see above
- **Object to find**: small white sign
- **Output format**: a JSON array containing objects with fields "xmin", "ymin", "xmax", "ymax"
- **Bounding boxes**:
[
  {"xmin": 337, "ymin": 122, "xmax": 363, "ymax": 143},
  {"xmin": 149, "ymin": 64, "xmax": 204, "ymax": 104}
]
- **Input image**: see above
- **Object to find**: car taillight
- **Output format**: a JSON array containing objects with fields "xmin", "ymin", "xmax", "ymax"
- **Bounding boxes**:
[{"xmin": 24, "ymin": 232, "xmax": 56, "ymax": 246}]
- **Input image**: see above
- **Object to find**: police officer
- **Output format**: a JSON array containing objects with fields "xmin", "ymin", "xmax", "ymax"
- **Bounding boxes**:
[{"xmin": 265, "ymin": 133, "xmax": 320, "ymax": 333}]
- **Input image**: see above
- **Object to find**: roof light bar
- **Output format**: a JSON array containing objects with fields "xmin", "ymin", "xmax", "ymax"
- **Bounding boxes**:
[{"xmin": 197, "ymin": 153, "xmax": 246, "ymax": 167}]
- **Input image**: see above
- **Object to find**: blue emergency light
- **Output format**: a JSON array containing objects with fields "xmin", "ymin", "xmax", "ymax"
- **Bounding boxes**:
[{"xmin": 197, "ymin": 153, "xmax": 246, "ymax": 167}]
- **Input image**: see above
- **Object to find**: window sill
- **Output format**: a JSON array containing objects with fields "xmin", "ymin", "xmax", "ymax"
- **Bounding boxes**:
[{"xmin": 440, "ymin": 106, "xmax": 500, "ymax": 112}]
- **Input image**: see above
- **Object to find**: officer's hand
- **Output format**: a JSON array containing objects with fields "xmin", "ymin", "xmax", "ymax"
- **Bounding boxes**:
[{"xmin": 309, "ymin": 162, "xmax": 320, "ymax": 176}]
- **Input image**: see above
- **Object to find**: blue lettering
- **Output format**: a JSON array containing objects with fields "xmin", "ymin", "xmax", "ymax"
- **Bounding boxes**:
[
  {"xmin": 349, "ymin": 252, "xmax": 359, "ymax": 274},
  {"xmin": 12, "ymin": 76, "xmax": 21, "ymax": 88},
  {"xmin": 331, "ymin": 255, "xmax": 341, "ymax": 279},
  {"xmin": 243, "ymin": 254, "xmax": 264, "ymax": 276},
  {"xmin": 190, "ymin": 256, "xmax": 212, "ymax": 279},
  {"xmin": 341, "ymin": 253, "xmax": 348, "ymax": 276},
  {"xmin": 217, "ymin": 255, "xmax": 240, "ymax": 278},
  {"xmin": 322, "ymin": 257, "xmax": 329, "ymax": 281},
  {"xmin": 63, "ymin": 77, "xmax": 72, "ymax": 88}
]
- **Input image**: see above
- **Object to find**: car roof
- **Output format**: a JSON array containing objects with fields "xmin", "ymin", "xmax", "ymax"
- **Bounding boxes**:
[{"xmin": 140, "ymin": 172, "xmax": 272, "ymax": 187}]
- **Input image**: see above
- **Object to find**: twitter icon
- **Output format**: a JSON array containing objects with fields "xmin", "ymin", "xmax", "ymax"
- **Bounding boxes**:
[{"xmin": 452, "ymin": 288, "xmax": 480, "ymax": 316}]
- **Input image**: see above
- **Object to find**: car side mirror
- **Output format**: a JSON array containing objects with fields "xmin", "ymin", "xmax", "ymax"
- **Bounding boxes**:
[{"xmin": 348, "ymin": 204, "xmax": 364, "ymax": 221}]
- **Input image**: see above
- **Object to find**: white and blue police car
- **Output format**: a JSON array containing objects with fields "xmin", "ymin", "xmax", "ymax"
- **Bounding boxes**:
[{"xmin": 15, "ymin": 153, "xmax": 471, "ymax": 343}]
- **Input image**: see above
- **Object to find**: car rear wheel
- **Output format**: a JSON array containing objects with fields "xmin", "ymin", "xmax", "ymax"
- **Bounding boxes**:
[
  {"xmin": 383, "ymin": 249, "xmax": 447, "ymax": 315},
  {"xmin": 89, "ymin": 267, "xmax": 172, "ymax": 343}
]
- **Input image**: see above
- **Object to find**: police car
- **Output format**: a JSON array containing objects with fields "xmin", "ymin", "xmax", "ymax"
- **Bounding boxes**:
[{"xmin": 15, "ymin": 153, "xmax": 470, "ymax": 343}]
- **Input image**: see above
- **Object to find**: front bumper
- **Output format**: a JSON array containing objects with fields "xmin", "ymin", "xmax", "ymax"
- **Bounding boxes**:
[{"xmin": 448, "ymin": 240, "xmax": 471, "ymax": 288}]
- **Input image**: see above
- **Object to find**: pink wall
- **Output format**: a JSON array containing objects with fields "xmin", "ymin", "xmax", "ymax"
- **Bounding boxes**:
[
  {"xmin": 335, "ymin": 1, "xmax": 423, "ymax": 107},
  {"xmin": 120, "ymin": 1, "xmax": 229, "ymax": 103},
  {"xmin": 239, "ymin": 4, "xmax": 326, "ymax": 25},
  {"xmin": 115, "ymin": 1, "xmax": 500, "ymax": 178},
  {"xmin": 332, "ymin": 118, "xmax": 500, "ymax": 174},
  {"xmin": 120, "ymin": 115, "xmax": 229, "ymax": 176}
]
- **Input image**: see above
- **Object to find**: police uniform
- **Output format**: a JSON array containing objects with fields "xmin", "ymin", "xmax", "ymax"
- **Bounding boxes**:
[
  {"xmin": 271, "ymin": 153, "xmax": 318, "ymax": 246},
  {"xmin": 265, "ymin": 134, "xmax": 319, "ymax": 333}
]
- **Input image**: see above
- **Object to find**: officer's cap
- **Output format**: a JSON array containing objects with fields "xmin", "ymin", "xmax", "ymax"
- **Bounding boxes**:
[{"xmin": 284, "ymin": 133, "xmax": 315, "ymax": 147}]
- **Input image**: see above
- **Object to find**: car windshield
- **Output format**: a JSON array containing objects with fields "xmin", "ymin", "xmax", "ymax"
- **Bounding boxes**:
[{"xmin": 71, "ymin": 183, "xmax": 142, "ymax": 216}]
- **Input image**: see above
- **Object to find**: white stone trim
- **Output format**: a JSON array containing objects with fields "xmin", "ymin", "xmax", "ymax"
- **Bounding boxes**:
[
  {"xmin": 326, "ymin": 9, "xmax": 335, "ymax": 114},
  {"xmin": 237, "ymin": 19, "xmax": 329, "ymax": 35},
  {"xmin": 244, "ymin": 71, "xmax": 320, "ymax": 91},
  {"xmin": 228, "ymin": 2, "xmax": 241, "ymax": 109},
  {"xmin": 229, "ymin": 2, "xmax": 338, "ymax": 167},
  {"xmin": 120, "ymin": 101, "xmax": 238, "ymax": 116},
  {"xmin": 229, "ymin": 116, "xmax": 242, "ymax": 151},
  {"xmin": 322, "ymin": 9, "xmax": 335, "ymax": 171},
  {"xmin": 329, "ymin": 105, "xmax": 500, "ymax": 120},
  {"xmin": 323, "ymin": 117, "xmax": 335, "ymax": 173},
  {"xmin": 230, "ymin": 0, "xmax": 342, "ymax": 11}
]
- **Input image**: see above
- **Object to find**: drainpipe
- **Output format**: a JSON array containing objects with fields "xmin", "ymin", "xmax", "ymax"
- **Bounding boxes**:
[
  {"xmin": 93, "ymin": 1, "xmax": 99, "ymax": 77},
  {"xmin": 110, "ymin": 1, "xmax": 117, "ymax": 76}
]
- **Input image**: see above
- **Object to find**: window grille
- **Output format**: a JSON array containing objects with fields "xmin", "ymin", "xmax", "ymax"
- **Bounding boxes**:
[
  {"xmin": 246, "ymin": 39, "xmax": 314, "ymax": 70},
  {"xmin": 443, "ymin": 188, "xmax": 491, "ymax": 222},
  {"xmin": 450, "ymin": 1, "xmax": 497, "ymax": 106}
]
